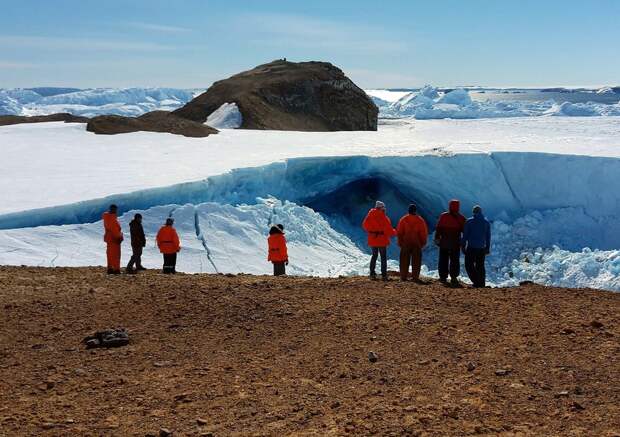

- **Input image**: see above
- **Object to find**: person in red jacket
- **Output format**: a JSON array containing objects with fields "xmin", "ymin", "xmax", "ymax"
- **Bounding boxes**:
[
  {"xmin": 434, "ymin": 199, "xmax": 466, "ymax": 285},
  {"xmin": 267, "ymin": 223, "xmax": 288, "ymax": 276},
  {"xmin": 396, "ymin": 204, "xmax": 428, "ymax": 282},
  {"xmin": 102, "ymin": 204, "xmax": 123, "ymax": 274},
  {"xmin": 362, "ymin": 201, "xmax": 396, "ymax": 281},
  {"xmin": 156, "ymin": 218, "xmax": 181, "ymax": 274}
]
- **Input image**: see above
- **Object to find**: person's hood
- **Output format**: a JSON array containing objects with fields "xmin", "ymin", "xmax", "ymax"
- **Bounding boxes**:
[
  {"xmin": 448, "ymin": 199, "xmax": 460, "ymax": 214},
  {"xmin": 370, "ymin": 207, "xmax": 386, "ymax": 217},
  {"xmin": 269, "ymin": 225, "xmax": 283, "ymax": 235}
]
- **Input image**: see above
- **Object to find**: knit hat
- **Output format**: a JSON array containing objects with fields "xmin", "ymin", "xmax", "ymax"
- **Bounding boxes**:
[{"xmin": 375, "ymin": 200, "xmax": 385, "ymax": 209}]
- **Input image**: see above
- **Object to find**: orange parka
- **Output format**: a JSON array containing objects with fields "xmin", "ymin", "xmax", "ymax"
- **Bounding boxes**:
[
  {"xmin": 156, "ymin": 225, "xmax": 181, "ymax": 254},
  {"xmin": 267, "ymin": 229, "xmax": 288, "ymax": 263},
  {"xmin": 102, "ymin": 212, "xmax": 123, "ymax": 244},
  {"xmin": 362, "ymin": 208, "xmax": 396, "ymax": 247},
  {"xmin": 396, "ymin": 214, "xmax": 429, "ymax": 248}
]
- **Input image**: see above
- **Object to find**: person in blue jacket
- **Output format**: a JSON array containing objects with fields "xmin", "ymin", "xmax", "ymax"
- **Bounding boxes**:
[{"xmin": 461, "ymin": 205, "xmax": 491, "ymax": 287}]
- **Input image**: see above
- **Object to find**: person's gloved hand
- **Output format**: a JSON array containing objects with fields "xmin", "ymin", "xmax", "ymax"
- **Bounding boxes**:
[{"xmin": 285, "ymin": 260, "xmax": 289, "ymax": 266}]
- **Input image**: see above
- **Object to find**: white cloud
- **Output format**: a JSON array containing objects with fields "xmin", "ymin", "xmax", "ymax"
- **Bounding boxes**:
[
  {"xmin": 234, "ymin": 13, "xmax": 408, "ymax": 53},
  {"xmin": 0, "ymin": 35, "xmax": 174, "ymax": 52},
  {"xmin": 123, "ymin": 21, "xmax": 192, "ymax": 33},
  {"xmin": 0, "ymin": 61, "xmax": 37, "ymax": 68}
]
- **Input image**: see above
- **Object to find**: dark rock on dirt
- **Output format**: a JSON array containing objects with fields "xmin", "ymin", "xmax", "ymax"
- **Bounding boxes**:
[
  {"xmin": 173, "ymin": 59, "xmax": 378, "ymax": 131},
  {"xmin": 83, "ymin": 328, "xmax": 129, "ymax": 349},
  {"xmin": 0, "ymin": 113, "xmax": 89, "ymax": 126},
  {"xmin": 159, "ymin": 428, "xmax": 173, "ymax": 437},
  {"xmin": 590, "ymin": 320, "xmax": 604, "ymax": 329},
  {"xmin": 368, "ymin": 351, "xmax": 379, "ymax": 363},
  {"xmin": 86, "ymin": 111, "xmax": 218, "ymax": 138}
]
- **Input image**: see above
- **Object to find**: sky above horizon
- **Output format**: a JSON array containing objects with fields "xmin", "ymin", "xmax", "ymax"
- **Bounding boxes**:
[{"xmin": 0, "ymin": 0, "xmax": 619, "ymax": 89}]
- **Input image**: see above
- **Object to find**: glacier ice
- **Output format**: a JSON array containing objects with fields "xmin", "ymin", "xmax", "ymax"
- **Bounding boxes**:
[
  {"xmin": 0, "ymin": 87, "xmax": 199, "ymax": 117},
  {"xmin": 378, "ymin": 87, "xmax": 620, "ymax": 120}
]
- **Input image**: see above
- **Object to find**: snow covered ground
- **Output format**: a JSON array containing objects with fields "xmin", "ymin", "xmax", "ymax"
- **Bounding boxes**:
[
  {"xmin": 2, "ymin": 117, "xmax": 620, "ymax": 215},
  {"xmin": 1, "ymin": 117, "xmax": 620, "ymax": 291}
]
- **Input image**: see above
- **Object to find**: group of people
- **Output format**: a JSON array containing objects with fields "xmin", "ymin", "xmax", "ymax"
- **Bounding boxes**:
[
  {"xmin": 103, "ymin": 199, "xmax": 490, "ymax": 286},
  {"xmin": 102, "ymin": 204, "xmax": 181, "ymax": 274},
  {"xmin": 361, "ymin": 199, "xmax": 491, "ymax": 287}
]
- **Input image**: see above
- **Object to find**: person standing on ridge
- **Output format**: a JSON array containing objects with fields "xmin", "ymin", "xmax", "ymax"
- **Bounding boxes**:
[
  {"xmin": 267, "ymin": 223, "xmax": 288, "ymax": 276},
  {"xmin": 396, "ymin": 204, "xmax": 428, "ymax": 282},
  {"xmin": 362, "ymin": 201, "xmax": 396, "ymax": 281},
  {"xmin": 126, "ymin": 213, "xmax": 146, "ymax": 273},
  {"xmin": 462, "ymin": 205, "xmax": 491, "ymax": 288},
  {"xmin": 156, "ymin": 218, "xmax": 181, "ymax": 274},
  {"xmin": 434, "ymin": 199, "xmax": 466, "ymax": 286},
  {"xmin": 102, "ymin": 204, "xmax": 123, "ymax": 275}
]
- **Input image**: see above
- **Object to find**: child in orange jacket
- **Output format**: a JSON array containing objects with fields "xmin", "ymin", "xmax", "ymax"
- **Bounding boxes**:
[
  {"xmin": 267, "ymin": 224, "xmax": 288, "ymax": 276},
  {"xmin": 156, "ymin": 218, "xmax": 181, "ymax": 274}
]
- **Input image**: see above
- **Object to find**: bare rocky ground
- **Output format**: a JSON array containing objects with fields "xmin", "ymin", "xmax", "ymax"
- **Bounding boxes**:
[{"xmin": 0, "ymin": 266, "xmax": 618, "ymax": 436}]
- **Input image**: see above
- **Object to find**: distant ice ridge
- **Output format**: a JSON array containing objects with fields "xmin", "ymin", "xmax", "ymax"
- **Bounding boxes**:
[
  {"xmin": 373, "ymin": 86, "xmax": 620, "ymax": 119},
  {"xmin": 205, "ymin": 102, "xmax": 243, "ymax": 129},
  {"xmin": 0, "ymin": 87, "xmax": 201, "ymax": 117}
]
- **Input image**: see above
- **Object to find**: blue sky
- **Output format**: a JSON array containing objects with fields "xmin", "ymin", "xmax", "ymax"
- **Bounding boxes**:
[{"xmin": 0, "ymin": 0, "xmax": 618, "ymax": 88}]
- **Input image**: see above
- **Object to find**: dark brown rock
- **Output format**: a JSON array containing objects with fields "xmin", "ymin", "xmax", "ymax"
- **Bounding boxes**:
[
  {"xmin": 86, "ymin": 111, "xmax": 218, "ymax": 138},
  {"xmin": 0, "ymin": 113, "xmax": 89, "ymax": 126},
  {"xmin": 173, "ymin": 59, "xmax": 378, "ymax": 131}
]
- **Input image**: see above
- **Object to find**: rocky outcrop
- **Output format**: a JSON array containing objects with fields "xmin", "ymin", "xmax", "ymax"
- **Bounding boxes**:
[
  {"xmin": 86, "ymin": 111, "xmax": 218, "ymax": 137},
  {"xmin": 0, "ymin": 113, "xmax": 89, "ymax": 126},
  {"xmin": 173, "ymin": 60, "xmax": 378, "ymax": 131}
]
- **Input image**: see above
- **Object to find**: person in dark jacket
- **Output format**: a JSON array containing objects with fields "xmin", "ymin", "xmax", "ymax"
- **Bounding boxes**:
[
  {"xmin": 434, "ymin": 199, "xmax": 466, "ymax": 285},
  {"xmin": 126, "ymin": 213, "xmax": 146, "ymax": 273},
  {"xmin": 462, "ymin": 205, "xmax": 491, "ymax": 287}
]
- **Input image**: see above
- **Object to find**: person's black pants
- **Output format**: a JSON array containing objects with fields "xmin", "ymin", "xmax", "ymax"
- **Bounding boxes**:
[
  {"xmin": 438, "ymin": 248, "xmax": 460, "ymax": 281},
  {"xmin": 162, "ymin": 253, "xmax": 177, "ymax": 274},
  {"xmin": 370, "ymin": 246, "xmax": 387, "ymax": 278},
  {"xmin": 127, "ymin": 246, "xmax": 143, "ymax": 270},
  {"xmin": 465, "ymin": 248, "xmax": 486, "ymax": 287},
  {"xmin": 273, "ymin": 262, "xmax": 286, "ymax": 276}
]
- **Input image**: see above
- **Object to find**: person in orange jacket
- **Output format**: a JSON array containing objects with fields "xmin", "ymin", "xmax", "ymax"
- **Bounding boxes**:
[
  {"xmin": 396, "ymin": 203, "xmax": 429, "ymax": 282},
  {"xmin": 102, "ymin": 204, "xmax": 123, "ymax": 274},
  {"xmin": 267, "ymin": 223, "xmax": 288, "ymax": 276},
  {"xmin": 434, "ymin": 199, "xmax": 466, "ymax": 285},
  {"xmin": 156, "ymin": 217, "xmax": 181, "ymax": 274},
  {"xmin": 362, "ymin": 201, "xmax": 396, "ymax": 281}
]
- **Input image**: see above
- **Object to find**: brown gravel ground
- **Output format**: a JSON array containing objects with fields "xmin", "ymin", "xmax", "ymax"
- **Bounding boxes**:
[{"xmin": 0, "ymin": 266, "xmax": 619, "ymax": 437}]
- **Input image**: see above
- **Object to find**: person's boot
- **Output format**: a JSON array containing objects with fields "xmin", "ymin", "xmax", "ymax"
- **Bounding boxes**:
[
  {"xmin": 439, "ymin": 277, "xmax": 447, "ymax": 284},
  {"xmin": 137, "ymin": 266, "xmax": 147, "ymax": 271},
  {"xmin": 450, "ymin": 277, "xmax": 460, "ymax": 287},
  {"xmin": 382, "ymin": 275, "xmax": 389, "ymax": 282},
  {"xmin": 126, "ymin": 267, "xmax": 137, "ymax": 274},
  {"xmin": 370, "ymin": 273, "xmax": 378, "ymax": 280}
]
